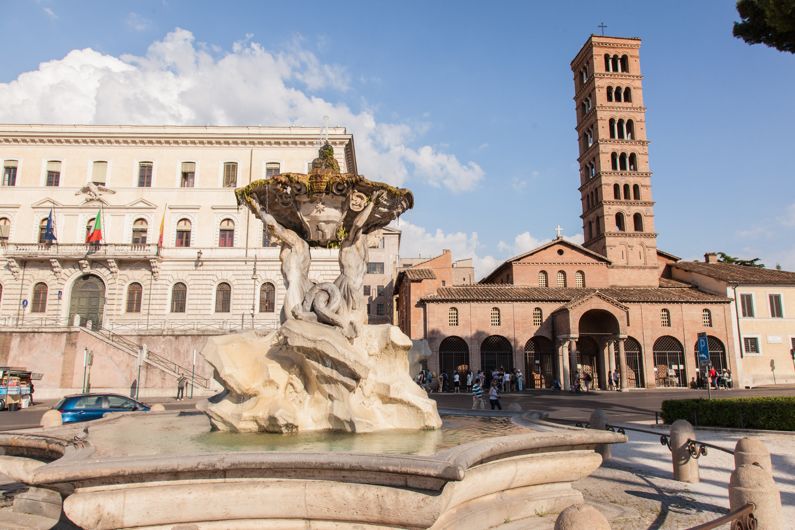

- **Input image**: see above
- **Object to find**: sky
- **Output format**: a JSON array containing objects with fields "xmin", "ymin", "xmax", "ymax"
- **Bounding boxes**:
[{"xmin": 1, "ymin": 1, "xmax": 793, "ymax": 277}]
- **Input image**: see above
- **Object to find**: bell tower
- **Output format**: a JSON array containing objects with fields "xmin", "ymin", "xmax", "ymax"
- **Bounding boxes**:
[{"xmin": 571, "ymin": 35, "xmax": 659, "ymax": 287}]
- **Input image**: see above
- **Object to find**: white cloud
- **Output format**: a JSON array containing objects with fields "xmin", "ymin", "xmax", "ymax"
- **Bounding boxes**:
[
  {"xmin": 0, "ymin": 28, "xmax": 482, "ymax": 193},
  {"xmin": 126, "ymin": 12, "xmax": 153, "ymax": 32},
  {"xmin": 42, "ymin": 7, "xmax": 57, "ymax": 19}
]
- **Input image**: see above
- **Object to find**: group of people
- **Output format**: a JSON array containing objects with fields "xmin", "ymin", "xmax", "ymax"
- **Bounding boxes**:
[
  {"xmin": 414, "ymin": 367, "xmax": 525, "ymax": 395},
  {"xmin": 570, "ymin": 369, "xmax": 621, "ymax": 393},
  {"xmin": 691, "ymin": 367, "xmax": 733, "ymax": 389}
]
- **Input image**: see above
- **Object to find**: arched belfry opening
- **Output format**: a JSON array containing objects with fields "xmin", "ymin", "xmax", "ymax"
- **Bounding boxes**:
[{"xmin": 69, "ymin": 274, "xmax": 106, "ymax": 329}]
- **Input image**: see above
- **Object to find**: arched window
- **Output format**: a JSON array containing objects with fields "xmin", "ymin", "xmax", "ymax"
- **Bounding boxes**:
[
  {"xmin": 615, "ymin": 212, "xmax": 626, "ymax": 232},
  {"xmin": 0, "ymin": 217, "xmax": 9, "ymax": 245},
  {"xmin": 606, "ymin": 86, "xmax": 614, "ymax": 102},
  {"xmin": 654, "ymin": 336, "xmax": 685, "ymax": 387},
  {"xmin": 481, "ymin": 335, "xmax": 514, "ymax": 372},
  {"xmin": 538, "ymin": 270, "xmax": 548, "ymax": 287},
  {"xmin": 448, "ymin": 307, "xmax": 459, "ymax": 326},
  {"xmin": 176, "ymin": 219, "xmax": 192, "ymax": 248},
  {"xmin": 626, "ymin": 120, "xmax": 634, "ymax": 140},
  {"xmin": 609, "ymin": 118, "xmax": 616, "ymax": 139},
  {"xmin": 439, "ymin": 336, "xmax": 470, "ymax": 377},
  {"xmin": 629, "ymin": 153, "xmax": 638, "ymax": 171},
  {"xmin": 613, "ymin": 184, "xmax": 621, "ymax": 200},
  {"xmin": 126, "ymin": 283, "xmax": 143, "ymax": 313},
  {"xmin": 633, "ymin": 213, "xmax": 644, "ymax": 232},
  {"xmin": 604, "ymin": 54, "xmax": 611, "ymax": 72},
  {"xmin": 615, "ymin": 86, "xmax": 623, "ymax": 102},
  {"xmin": 702, "ymin": 309, "xmax": 713, "ymax": 327},
  {"xmin": 611, "ymin": 152, "xmax": 618, "ymax": 170},
  {"xmin": 219, "ymin": 219, "xmax": 234, "ymax": 248},
  {"xmin": 37, "ymin": 218, "xmax": 49, "ymax": 243},
  {"xmin": 623, "ymin": 184, "xmax": 631, "ymax": 199},
  {"xmin": 259, "ymin": 282, "xmax": 275, "ymax": 313},
  {"xmin": 589, "ymin": 161, "xmax": 596, "ymax": 178},
  {"xmin": 490, "ymin": 307, "xmax": 501, "ymax": 326},
  {"xmin": 611, "ymin": 55, "xmax": 620, "ymax": 72},
  {"xmin": 556, "ymin": 271, "xmax": 567, "ymax": 287},
  {"xmin": 575, "ymin": 271, "xmax": 586, "ymax": 288},
  {"xmin": 633, "ymin": 184, "xmax": 641, "ymax": 200},
  {"xmin": 31, "ymin": 282, "xmax": 48, "ymax": 313},
  {"xmin": 532, "ymin": 307, "xmax": 543, "ymax": 326},
  {"xmin": 585, "ymin": 193, "xmax": 590, "ymax": 209},
  {"xmin": 215, "ymin": 283, "xmax": 231, "ymax": 313},
  {"xmin": 587, "ymin": 221, "xmax": 593, "ymax": 239},
  {"xmin": 619, "ymin": 153, "xmax": 628, "ymax": 171},
  {"xmin": 617, "ymin": 119, "xmax": 625, "ymax": 139},
  {"xmin": 623, "ymin": 87, "xmax": 632, "ymax": 102},
  {"xmin": 132, "ymin": 219, "xmax": 148, "ymax": 245},
  {"xmin": 620, "ymin": 55, "xmax": 629, "ymax": 72},
  {"xmin": 171, "ymin": 283, "xmax": 187, "ymax": 313},
  {"xmin": 660, "ymin": 308, "xmax": 671, "ymax": 327}
]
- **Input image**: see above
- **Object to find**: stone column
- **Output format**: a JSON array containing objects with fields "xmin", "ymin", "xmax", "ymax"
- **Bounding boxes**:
[
  {"xmin": 568, "ymin": 337, "xmax": 578, "ymax": 389},
  {"xmin": 599, "ymin": 339, "xmax": 610, "ymax": 390},
  {"xmin": 607, "ymin": 340, "xmax": 616, "ymax": 373},
  {"xmin": 671, "ymin": 419, "xmax": 698, "ymax": 483},
  {"xmin": 617, "ymin": 336, "xmax": 628, "ymax": 391},
  {"xmin": 558, "ymin": 339, "xmax": 570, "ymax": 391}
]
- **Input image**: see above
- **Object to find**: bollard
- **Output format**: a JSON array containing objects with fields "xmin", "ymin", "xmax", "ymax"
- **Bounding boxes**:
[
  {"xmin": 554, "ymin": 503, "xmax": 610, "ymax": 530},
  {"xmin": 150, "ymin": 403, "xmax": 166, "ymax": 412},
  {"xmin": 670, "ymin": 419, "xmax": 698, "ymax": 483},
  {"xmin": 729, "ymin": 463, "xmax": 783, "ymax": 529},
  {"xmin": 40, "ymin": 410, "xmax": 62, "ymax": 428},
  {"xmin": 734, "ymin": 437, "xmax": 772, "ymax": 474},
  {"xmin": 588, "ymin": 408, "xmax": 610, "ymax": 461}
]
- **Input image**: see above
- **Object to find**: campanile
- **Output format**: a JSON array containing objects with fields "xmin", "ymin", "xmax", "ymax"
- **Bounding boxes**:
[{"xmin": 571, "ymin": 35, "xmax": 659, "ymax": 287}]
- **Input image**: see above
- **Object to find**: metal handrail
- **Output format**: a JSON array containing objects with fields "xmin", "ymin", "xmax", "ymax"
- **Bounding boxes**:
[
  {"xmin": 686, "ymin": 502, "xmax": 755, "ymax": 530},
  {"xmin": 686, "ymin": 438, "xmax": 735, "ymax": 459}
]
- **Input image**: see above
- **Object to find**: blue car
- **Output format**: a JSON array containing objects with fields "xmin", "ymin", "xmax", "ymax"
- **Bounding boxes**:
[{"xmin": 55, "ymin": 393, "xmax": 150, "ymax": 424}]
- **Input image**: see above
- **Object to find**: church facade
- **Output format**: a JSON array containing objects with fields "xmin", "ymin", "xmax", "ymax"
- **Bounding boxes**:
[{"xmin": 396, "ymin": 35, "xmax": 737, "ymax": 390}]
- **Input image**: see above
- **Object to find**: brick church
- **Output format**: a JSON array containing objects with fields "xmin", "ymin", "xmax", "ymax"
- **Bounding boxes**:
[{"xmin": 395, "ymin": 35, "xmax": 736, "ymax": 391}]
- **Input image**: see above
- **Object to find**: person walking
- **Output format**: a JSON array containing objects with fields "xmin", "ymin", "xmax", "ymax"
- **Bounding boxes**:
[
  {"xmin": 489, "ymin": 381, "xmax": 502, "ymax": 410},
  {"xmin": 176, "ymin": 375, "xmax": 187, "ymax": 401},
  {"xmin": 471, "ymin": 381, "xmax": 485, "ymax": 409},
  {"xmin": 466, "ymin": 371, "xmax": 473, "ymax": 392},
  {"xmin": 453, "ymin": 371, "xmax": 460, "ymax": 393}
]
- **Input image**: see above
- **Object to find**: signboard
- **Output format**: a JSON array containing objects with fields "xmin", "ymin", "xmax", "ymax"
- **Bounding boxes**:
[{"xmin": 697, "ymin": 332, "xmax": 710, "ymax": 366}]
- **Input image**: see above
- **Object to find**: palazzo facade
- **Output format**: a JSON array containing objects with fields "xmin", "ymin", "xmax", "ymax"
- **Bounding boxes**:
[{"xmin": 395, "ymin": 35, "xmax": 740, "ymax": 390}]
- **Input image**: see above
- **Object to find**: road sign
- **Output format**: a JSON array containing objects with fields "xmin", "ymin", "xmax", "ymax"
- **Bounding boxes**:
[
  {"xmin": 21, "ymin": 299, "xmax": 28, "ymax": 308},
  {"xmin": 697, "ymin": 332, "xmax": 710, "ymax": 366}
]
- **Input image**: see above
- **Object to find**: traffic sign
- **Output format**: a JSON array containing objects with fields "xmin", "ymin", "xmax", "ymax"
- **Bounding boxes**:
[{"xmin": 697, "ymin": 332, "xmax": 710, "ymax": 365}]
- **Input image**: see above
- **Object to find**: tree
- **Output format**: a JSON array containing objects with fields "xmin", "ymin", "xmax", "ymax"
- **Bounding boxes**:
[
  {"xmin": 733, "ymin": 0, "xmax": 795, "ymax": 53},
  {"xmin": 717, "ymin": 252, "xmax": 766, "ymax": 268}
]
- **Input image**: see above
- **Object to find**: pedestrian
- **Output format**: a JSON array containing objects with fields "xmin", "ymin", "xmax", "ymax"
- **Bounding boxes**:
[
  {"xmin": 441, "ymin": 371, "xmax": 449, "ymax": 392},
  {"xmin": 471, "ymin": 381, "xmax": 485, "ymax": 409},
  {"xmin": 503, "ymin": 371, "xmax": 511, "ymax": 393},
  {"xmin": 466, "ymin": 371, "xmax": 473, "ymax": 392},
  {"xmin": 516, "ymin": 370, "xmax": 524, "ymax": 392},
  {"xmin": 612, "ymin": 369, "xmax": 620, "ymax": 391},
  {"xmin": 489, "ymin": 381, "xmax": 502, "ymax": 410},
  {"xmin": 453, "ymin": 371, "xmax": 460, "ymax": 393},
  {"xmin": 176, "ymin": 375, "xmax": 186, "ymax": 401},
  {"xmin": 583, "ymin": 372, "xmax": 592, "ymax": 392}
]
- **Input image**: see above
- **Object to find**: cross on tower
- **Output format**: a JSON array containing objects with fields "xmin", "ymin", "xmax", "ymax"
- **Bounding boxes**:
[
  {"xmin": 555, "ymin": 224, "xmax": 563, "ymax": 239},
  {"xmin": 598, "ymin": 22, "xmax": 607, "ymax": 36}
]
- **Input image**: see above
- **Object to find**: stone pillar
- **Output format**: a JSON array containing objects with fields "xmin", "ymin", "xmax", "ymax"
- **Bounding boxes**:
[
  {"xmin": 598, "ymin": 339, "xmax": 609, "ymax": 390},
  {"xmin": 558, "ymin": 339, "xmax": 570, "ymax": 391},
  {"xmin": 617, "ymin": 336, "xmax": 628, "ymax": 391},
  {"xmin": 729, "ymin": 463, "xmax": 783, "ymax": 529},
  {"xmin": 555, "ymin": 504, "xmax": 610, "ymax": 530},
  {"xmin": 670, "ymin": 419, "xmax": 698, "ymax": 483},
  {"xmin": 588, "ymin": 408, "xmax": 610, "ymax": 460},
  {"xmin": 734, "ymin": 437, "xmax": 772, "ymax": 474},
  {"xmin": 568, "ymin": 337, "xmax": 578, "ymax": 389}
]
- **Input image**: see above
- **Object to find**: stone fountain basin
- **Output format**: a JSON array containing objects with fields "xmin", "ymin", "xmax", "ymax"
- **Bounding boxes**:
[{"xmin": 0, "ymin": 411, "xmax": 625, "ymax": 529}]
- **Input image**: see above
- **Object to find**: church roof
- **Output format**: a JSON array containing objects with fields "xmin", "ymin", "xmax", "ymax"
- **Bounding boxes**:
[
  {"xmin": 673, "ymin": 262, "xmax": 795, "ymax": 286},
  {"xmin": 420, "ymin": 285, "xmax": 730, "ymax": 304}
]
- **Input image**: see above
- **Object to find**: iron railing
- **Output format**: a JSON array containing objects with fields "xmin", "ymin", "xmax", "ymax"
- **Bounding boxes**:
[{"xmin": 687, "ymin": 503, "xmax": 756, "ymax": 530}]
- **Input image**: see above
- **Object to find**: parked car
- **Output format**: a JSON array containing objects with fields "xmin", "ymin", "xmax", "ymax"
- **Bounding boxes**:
[{"xmin": 54, "ymin": 393, "xmax": 151, "ymax": 424}]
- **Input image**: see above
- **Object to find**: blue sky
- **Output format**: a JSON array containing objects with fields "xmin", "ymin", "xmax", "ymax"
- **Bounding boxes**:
[{"xmin": 2, "ymin": 1, "xmax": 793, "ymax": 276}]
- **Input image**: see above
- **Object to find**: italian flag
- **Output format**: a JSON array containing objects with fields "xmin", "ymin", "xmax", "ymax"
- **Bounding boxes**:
[{"xmin": 86, "ymin": 210, "xmax": 103, "ymax": 243}]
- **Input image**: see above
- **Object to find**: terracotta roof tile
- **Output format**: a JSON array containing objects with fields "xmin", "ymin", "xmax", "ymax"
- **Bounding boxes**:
[
  {"xmin": 420, "ymin": 285, "xmax": 729, "ymax": 304},
  {"xmin": 659, "ymin": 277, "xmax": 692, "ymax": 288},
  {"xmin": 673, "ymin": 262, "xmax": 795, "ymax": 285},
  {"xmin": 403, "ymin": 268, "xmax": 436, "ymax": 281}
]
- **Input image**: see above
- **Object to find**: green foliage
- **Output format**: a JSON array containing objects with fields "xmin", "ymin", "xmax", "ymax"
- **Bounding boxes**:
[
  {"xmin": 717, "ymin": 252, "xmax": 765, "ymax": 268},
  {"xmin": 661, "ymin": 397, "xmax": 795, "ymax": 430},
  {"xmin": 734, "ymin": 0, "xmax": 795, "ymax": 53}
]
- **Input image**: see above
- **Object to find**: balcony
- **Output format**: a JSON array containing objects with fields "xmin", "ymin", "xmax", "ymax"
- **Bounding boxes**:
[{"xmin": 1, "ymin": 243, "xmax": 156, "ymax": 260}]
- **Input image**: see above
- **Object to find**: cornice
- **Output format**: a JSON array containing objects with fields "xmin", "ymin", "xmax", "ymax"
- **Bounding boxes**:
[
  {"xmin": 0, "ymin": 135, "xmax": 351, "ymax": 148},
  {"xmin": 577, "ymin": 172, "xmax": 653, "ymax": 192}
]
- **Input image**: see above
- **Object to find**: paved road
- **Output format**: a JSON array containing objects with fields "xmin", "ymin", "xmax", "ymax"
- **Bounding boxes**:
[
  {"xmin": 1, "ymin": 386, "xmax": 792, "ymax": 431},
  {"xmin": 431, "ymin": 385, "xmax": 795, "ymax": 423}
]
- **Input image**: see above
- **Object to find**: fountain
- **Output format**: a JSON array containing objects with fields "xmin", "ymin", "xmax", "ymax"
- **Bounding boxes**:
[{"xmin": 0, "ymin": 144, "xmax": 625, "ymax": 529}]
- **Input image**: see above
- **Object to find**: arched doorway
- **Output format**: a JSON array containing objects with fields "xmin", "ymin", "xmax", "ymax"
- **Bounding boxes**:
[
  {"xmin": 525, "ymin": 336, "xmax": 554, "ymax": 388},
  {"xmin": 439, "ymin": 336, "xmax": 470, "ymax": 379},
  {"xmin": 481, "ymin": 335, "xmax": 513, "ymax": 373},
  {"xmin": 693, "ymin": 336, "xmax": 727, "ymax": 372},
  {"xmin": 653, "ymin": 336, "xmax": 686, "ymax": 387},
  {"xmin": 578, "ymin": 309, "xmax": 620, "ymax": 389},
  {"xmin": 69, "ymin": 275, "xmax": 106, "ymax": 329},
  {"xmin": 623, "ymin": 336, "xmax": 645, "ymax": 388},
  {"xmin": 576, "ymin": 336, "xmax": 600, "ymax": 384}
]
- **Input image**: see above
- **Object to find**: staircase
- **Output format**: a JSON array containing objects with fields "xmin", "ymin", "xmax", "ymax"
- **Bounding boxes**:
[{"xmin": 83, "ymin": 327, "xmax": 211, "ymax": 389}]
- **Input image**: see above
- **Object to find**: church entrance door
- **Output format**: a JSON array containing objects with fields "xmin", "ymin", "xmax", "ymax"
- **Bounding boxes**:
[
  {"xmin": 576, "ymin": 336, "xmax": 599, "ymax": 387},
  {"xmin": 69, "ymin": 275, "xmax": 106, "ymax": 330}
]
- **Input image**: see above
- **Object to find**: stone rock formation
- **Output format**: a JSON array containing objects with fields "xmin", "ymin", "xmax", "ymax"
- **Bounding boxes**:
[{"xmin": 203, "ymin": 320, "xmax": 442, "ymax": 433}]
